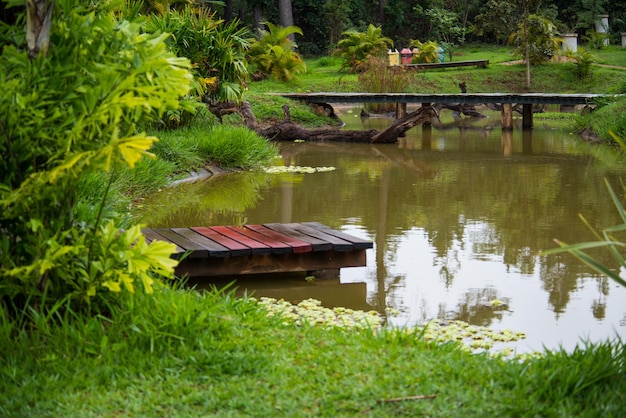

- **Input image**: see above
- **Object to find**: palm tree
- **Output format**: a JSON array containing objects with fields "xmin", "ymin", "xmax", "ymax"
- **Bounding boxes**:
[
  {"xmin": 247, "ymin": 22, "xmax": 306, "ymax": 81},
  {"xmin": 334, "ymin": 24, "xmax": 393, "ymax": 73}
]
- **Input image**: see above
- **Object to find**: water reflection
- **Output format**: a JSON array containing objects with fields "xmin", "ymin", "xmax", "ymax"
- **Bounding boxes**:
[{"xmin": 138, "ymin": 108, "xmax": 626, "ymax": 352}]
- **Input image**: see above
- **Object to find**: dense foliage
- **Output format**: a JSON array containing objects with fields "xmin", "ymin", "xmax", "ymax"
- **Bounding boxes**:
[
  {"xmin": 0, "ymin": 0, "xmax": 189, "ymax": 312},
  {"xmin": 140, "ymin": 5, "xmax": 251, "ymax": 126},
  {"xmin": 209, "ymin": 0, "xmax": 626, "ymax": 57}
]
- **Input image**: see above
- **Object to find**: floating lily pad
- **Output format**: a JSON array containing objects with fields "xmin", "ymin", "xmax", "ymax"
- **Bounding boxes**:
[{"xmin": 263, "ymin": 165, "xmax": 336, "ymax": 174}]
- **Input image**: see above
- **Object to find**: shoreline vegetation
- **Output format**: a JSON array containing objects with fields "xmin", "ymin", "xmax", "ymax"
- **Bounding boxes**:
[{"xmin": 3, "ymin": 46, "xmax": 626, "ymax": 416}]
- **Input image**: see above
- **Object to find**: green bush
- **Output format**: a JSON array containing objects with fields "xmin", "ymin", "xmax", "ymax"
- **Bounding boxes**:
[
  {"xmin": 410, "ymin": 40, "xmax": 442, "ymax": 63},
  {"xmin": 0, "ymin": 1, "xmax": 190, "ymax": 314},
  {"xmin": 333, "ymin": 24, "xmax": 393, "ymax": 73},
  {"xmin": 141, "ymin": 6, "xmax": 251, "ymax": 123},
  {"xmin": 247, "ymin": 22, "xmax": 307, "ymax": 82},
  {"xmin": 567, "ymin": 47, "xmax": 596, "ymax": 80}
]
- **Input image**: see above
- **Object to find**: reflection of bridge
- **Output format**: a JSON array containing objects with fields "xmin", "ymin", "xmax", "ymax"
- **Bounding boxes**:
[{"xmin": 276, "ymin": 92, "xmax": 620, "ymax": 129}]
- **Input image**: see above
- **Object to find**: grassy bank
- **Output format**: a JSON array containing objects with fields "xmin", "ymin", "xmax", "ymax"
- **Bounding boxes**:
[
  {"xmin": 1, "ymin": 286, "xmax": 624, "ymax": 417},
  {"xmin": 77, "ymin": 112, "xmax": 278, "ymax": 215}
]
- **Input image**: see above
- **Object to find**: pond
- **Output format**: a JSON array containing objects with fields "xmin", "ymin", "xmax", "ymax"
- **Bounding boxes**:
[{"xmin": 138, "ymin": 107, "xmax": 626, "ymax": 354}]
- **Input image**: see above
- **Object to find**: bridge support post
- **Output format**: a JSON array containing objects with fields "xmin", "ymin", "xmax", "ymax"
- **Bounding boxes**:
[
  {"xmin": 396, "ymin": 102, "xmax": 407, "ymax": 118},
  {"xmin": 421, "ymin": 103, "xmax": 432, "ymax": 127},
  {"xmin": 501, "ymin": 103, "xmax": 513, "ymax": 130},
  {"xmin": 522, "ymin": 104, "xmax": 533, "ymax": 129},
  {"xmin": 422, "ymin": 124, "xmax": 432, "ymax": 150},
  {"xmin": 501, "ymin": 130, "xmax": 513, "ymax": 157}
]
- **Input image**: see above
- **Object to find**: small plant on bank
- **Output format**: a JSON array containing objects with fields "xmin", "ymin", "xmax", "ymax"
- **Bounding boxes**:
[
  {"xmin": 583, "ymin": 31, "xmax": 611, "ymax": 50},
  {"xmin": 247, "ymin": 22, "xmax": 307, "ymax": 82},
  {"xmin": 567, "ymin": 47, "xmax": 596, "ymax": 80},
  {"xmin": 333, "ymin": 24, "xmax": 393, "ymax": 73}
]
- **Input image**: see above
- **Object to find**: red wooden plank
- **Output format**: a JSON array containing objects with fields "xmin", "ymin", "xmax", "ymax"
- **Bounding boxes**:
[
  {"xmin": 141, "ymin": 229, "xmax": 185, "ymax": 259},
  {"xmin": 245, "ymin": 224, "xmax": 312, "ymax": 254},
  {"xmin": 171, "ymin": 228, "xmax": 230, "ymax": 258},
  {"xmin": 191, "ymin": 227, "xmax": 251, "ymax": 256},
  {"xmin": 228, "ymin": 226, "xmax": 292, "ymax": 254},
  {"xmin": 302, "ymin": 222, "xmax": 373, "ymax": 250},
  {"xmin": 264, "ymin": 223, "xmax": 332, "ymax": 251},
  {"xmin": 210, "ymin": 226, "xmax": 272, "ymax": 255}
]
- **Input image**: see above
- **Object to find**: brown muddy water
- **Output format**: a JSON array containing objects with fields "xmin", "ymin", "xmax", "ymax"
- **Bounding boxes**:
[{"xmin": 137, "ymin": 107, "xmax": 626, "ymax": 353}]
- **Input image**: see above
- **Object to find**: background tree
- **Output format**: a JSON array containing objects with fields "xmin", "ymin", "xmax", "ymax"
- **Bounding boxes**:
[
  {"xmin": 421, "ymin": 6, "xmax": 467, "ymax": 61},
  {"xmin": 278, "ymin": 0, "xmax": 294, "ymax": 41},
  {"xmin": 509, "ymin": 13, "xmax": 561, "ymax": 65},
  {"xmin": 473, "ymin": 0, "xmax": 522, "ymax": 45},
  {"xmin": 575, "ymin": 0, "xmax": 608, "ymax": 31}
]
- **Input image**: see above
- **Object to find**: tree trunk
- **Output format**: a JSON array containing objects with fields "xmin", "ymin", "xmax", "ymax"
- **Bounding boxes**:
[
  {"xmin": 224, "ymin": 0, "xmax": 233, "ymax": 22},
  {"xmin": 253, "ymin": 5, "xmax": 264, "ymax": 34},
  {"xmin": 278, "ymin": 0, "xmax": 295, "ymax": 42},
  {"xmin": 232, "ymin": 102, "xmax": 438, "ymax": 143},
  {"xmin": 26, "ymin": 0, "xmax": 54, "ymax": 59}
]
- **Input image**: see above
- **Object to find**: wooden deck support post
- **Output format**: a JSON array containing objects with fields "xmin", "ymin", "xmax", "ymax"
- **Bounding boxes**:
[
  {"xmin": 522, "ymin": 104, "xmax": 533, "ymax": 129},
  {"xmin": 396, "ymin": 102, "xmax": 407, "ymax": 119},
  {"xmin": 501, "ymin": 103, "xmax": 513, "ymax": 130}
]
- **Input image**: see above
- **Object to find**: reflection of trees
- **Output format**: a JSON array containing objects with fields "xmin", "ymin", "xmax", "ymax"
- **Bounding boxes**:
[
  {"xmin": 440, "ymin": 288, "xmax": 507, "ymax": 326},
  {"xmin": 591, "ymin": 276, "xmax": 609, "ymax": 320},
  {"xmin": 135, "ymin": 171, "xmax": 271, "ymax": 227}
]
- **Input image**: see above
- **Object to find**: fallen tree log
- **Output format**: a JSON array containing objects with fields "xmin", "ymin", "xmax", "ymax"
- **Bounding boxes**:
[{"xmin": 235, "ymin": 101, "xmax": 438, "ymax": 143}]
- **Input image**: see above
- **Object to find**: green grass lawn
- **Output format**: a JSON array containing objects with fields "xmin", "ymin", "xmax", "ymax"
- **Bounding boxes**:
[
  {"xmin": 247, "ymin": 44, "xmax": 625, "ymax": 96},
  {"xmin": 1, "ymin": 287, "xmax": 624, "ymax": 417}
]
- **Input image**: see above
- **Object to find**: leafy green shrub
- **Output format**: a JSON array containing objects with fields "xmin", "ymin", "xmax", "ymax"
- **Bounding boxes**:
[
  {"xmin": 0, "ymin": 1, "xmax": 189, "ymax": 314},
  {"xmin": 567, "ymin": 47, "xmax": 596, "ymax": 80},
  {"xmin": 410, "ymin": 40, "xmax": 442, "ymax": 63},
  {"xmin": 333, "ymin": 24, "xmax": 393, "ymax": 73},
  {"xmin": 247, "ymin": 22, "xmax": 307, "ymax": 82},
  {"xmin": 141, "ymin": 6, "xmax": 251, "ymax": 124}
]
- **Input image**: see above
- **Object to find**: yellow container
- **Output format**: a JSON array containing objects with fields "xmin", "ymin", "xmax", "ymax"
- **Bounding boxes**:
[{"xmin": 387, "ymin": 49, "xmax": 400, "ymax": 66}]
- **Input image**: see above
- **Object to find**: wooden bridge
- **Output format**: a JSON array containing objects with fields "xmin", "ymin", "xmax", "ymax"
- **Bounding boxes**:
[
  {"xmin": 276, "ymin": 92, "xmax": 619, "ymax": 129},
  {"xmin": 142, "ymin": 222, "xmax": 373, "ymax": 278}
]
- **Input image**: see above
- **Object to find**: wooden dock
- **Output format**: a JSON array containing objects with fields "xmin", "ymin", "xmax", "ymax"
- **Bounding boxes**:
[{"xmin": 142, "ymin": 222, "xmax": 373, "ymax": 278}]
